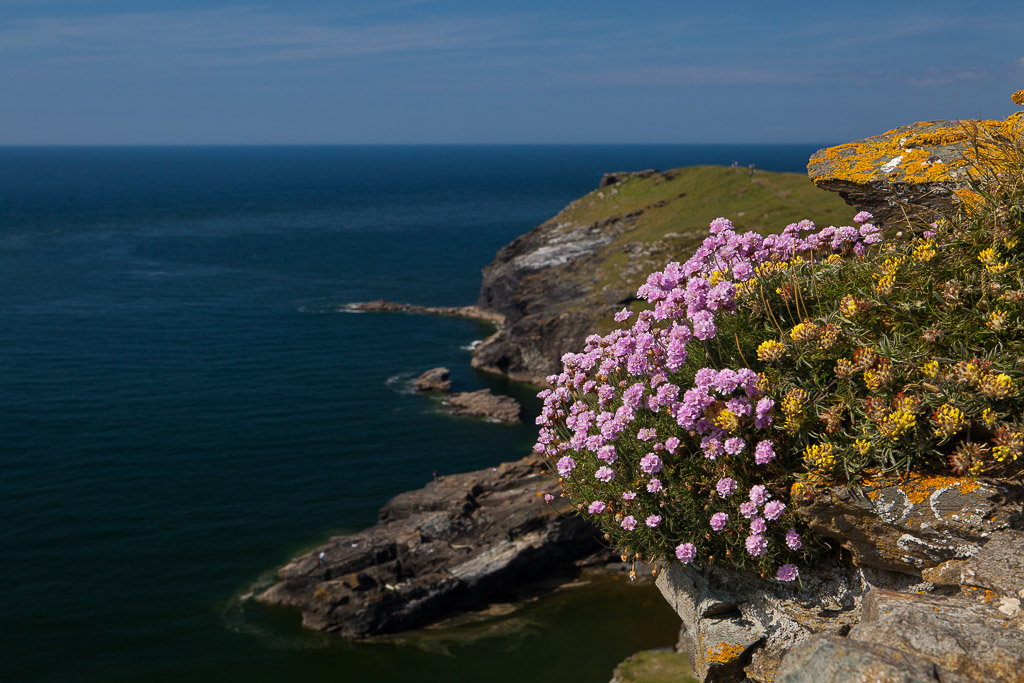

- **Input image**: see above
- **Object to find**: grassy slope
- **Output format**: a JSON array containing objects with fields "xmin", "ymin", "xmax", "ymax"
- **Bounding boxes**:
[{"xmin": 548, "ymin": 165, "xmax": 854, "ymax": 331}]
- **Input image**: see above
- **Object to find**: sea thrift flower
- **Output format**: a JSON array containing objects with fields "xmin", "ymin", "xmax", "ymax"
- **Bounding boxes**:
[
  {"xmin": 716, "ymin": 477, "xmax": 737, "ymax": 497},
  {"xmin": 621, "ymin": 515, "xmax": 637, "ymax": 531},
  {"xmin": 754, "ymin": 440, "xmax": 776, "ymax": 465},
  {"xmin": 614, "ymin": 308, "xmax": 633, "ymax": 322},
  {"xmin": 745, "ymin": 534, "xmax": 768, "ymax": 557},
  {"xmin": 675, "ymin": 542, "xmax": 696, "ymax": 563},
  {"xmin": 786, "ymin": 529, "xmax": 802, "ymax": 551},
  {"xmin": 646, "ymin": 514, "xmax": 662, "ymax": 528},
  {"xmin": 776, "ymin": 564, "xmax": 799, "ymax": 582},
  {"xmin": 588, "ymin": 501, "xmax": 607, "ymax": 514},
  {"xmin": 622, "ymin": 491, "xmax": 637, "ymax": 501},
  {"xmin": 544, "ymin": 494, "xmax": 554, "ymax": 503},
  {"xmin": 556, "ymin": 456, "xmax": 576, "ymax": 477},
  {"xmin": 749, "ymin": 516, "xmax": 767, "ymax": 534},
  {"xmin": 739, "ymin": 501, "xmax": 758, "ymax": 518},
  {"xmin": 594, "ymin": 466, "xmax": 615, "ymax": 483},
  {"xmin": 853, "ymin": 211, "xmax": 873, "ymax": 223},
  {"xmin": 664, "ymin": 436, "xmax": 680, "ymax": 453},
  {"xmin": 724, "ymin": 437, "xmax": 746, "ymax": 455},
  {"xmin": 710, "ymin": 512, "xmax": 729, "ymax": 531},
  {"xmin": 633, "ymin": 451, "xmax": 658, "ymax": 472},
  {"xmin": 597, "ymin": 445, "xmax": 618, "ymax": 463},
  {"xmin": 763, "ymin": 500, "xmax": 786, "ymax": 521},
  {"xmin": 749, "ymin": 485, "xmax": 768, "ymax": 505},
  {"xmin": 647, "ymin": 478, "xmax": 663, "ymax": 493}
]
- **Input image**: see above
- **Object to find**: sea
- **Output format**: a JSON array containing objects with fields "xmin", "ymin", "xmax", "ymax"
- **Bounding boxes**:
[{"xmin": 0, "ymin": 145, "xmax": 822, "ymax": 682}]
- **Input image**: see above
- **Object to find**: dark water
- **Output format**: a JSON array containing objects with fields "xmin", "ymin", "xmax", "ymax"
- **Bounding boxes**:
[{"xmin": 0, "ymin": 145, "xmax": 819, "ymax": 682}]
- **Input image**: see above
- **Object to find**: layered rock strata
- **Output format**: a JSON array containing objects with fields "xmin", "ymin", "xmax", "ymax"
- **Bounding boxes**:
[{"xmin": 257, "ymin": 455, "xmax": 612, "ymax": 637}]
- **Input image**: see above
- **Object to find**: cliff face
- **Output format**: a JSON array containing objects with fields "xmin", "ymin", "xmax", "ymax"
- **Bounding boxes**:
[{"xmin": 472, "ymin": 166, "xmax": 852, "ymax": 385}]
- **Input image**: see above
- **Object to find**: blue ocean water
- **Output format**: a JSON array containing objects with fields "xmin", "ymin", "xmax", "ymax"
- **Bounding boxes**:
[{"xmin": 0, "ymin": 145, "xmax": 822, "ymax": 682}]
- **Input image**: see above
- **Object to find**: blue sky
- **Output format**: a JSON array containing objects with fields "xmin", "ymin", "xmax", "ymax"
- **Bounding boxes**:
[{"xmin": 1, "ymin": 0, "xmax": 1023, "ymax": 144}]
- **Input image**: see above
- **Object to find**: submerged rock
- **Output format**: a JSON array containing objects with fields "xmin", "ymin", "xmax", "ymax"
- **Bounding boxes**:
[{"xmin": 257, "ymin": 455, "xmax": 611, "ymax": 637}]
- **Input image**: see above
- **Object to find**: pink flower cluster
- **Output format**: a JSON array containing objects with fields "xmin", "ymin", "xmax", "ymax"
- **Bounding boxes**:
[{"xmin": 534, "ymin": 214, "xmax": 877, "ymax": 581}]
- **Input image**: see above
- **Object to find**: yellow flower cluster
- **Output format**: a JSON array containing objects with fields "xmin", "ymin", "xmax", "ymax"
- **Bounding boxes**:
[
  {"xmin": 854, "ymin": 439, "xmax": 871, "ymax": 456},
  {"xmin": 993, "ymin": 427, "xmax": 1024, "ymax": 462},
  {"xmin": 912, "ymin": 239, "xmax": 936, "ymax": 262},
  {"xmin": 876, "ymin": 274, "xmax": 896, "ymax": 296},
  {"xmin": 713, "ymin": 407, "xmax": 740, "ymax": 433},
  {"xmin": 782, "ymin": 388, "xmax": 808, "ymax": 433},
  {"xmin": 979, "ymin": 373, "xmax": 1014, "ymax": 399},
  {"xmin": 839, "ymin": 294, "xmax": 860, "ymax": 317},
  {"xmin": 818, "ymin": 323, "xmax": 840, "ymax": 350},
  {"xmin": 864, "ymin": 361, "xmax": 893, "ymax": 390},
  {"xmin": 931, "ymin": 404, "xmax": 967, "ymax": 439},
  {"xmin": 920, "ymin": 360, "xmax": 939, "ymax": 378},
  {"xmin": 789, "ymin": 321, "xmax": 819, "ymax": 343},
  {"xmin": 803, "ymin": 443, "xmax": 836, "ymax": 473},
  {"xmin": 878, "ymin": 406, "xmax": 916, "ymax": 440},
  {"xmin": 979, "ymin": 248, "xmax": 1008, "ymax": 274},
  {"xmin": 987, "ymin": 310, "xmax": 1008, "ymax": 332},
  {"xmin": 835, "ymin": 358, "xmax": 856, "ymax": 378},
  {"xmin": 756, "ymin": 340, "xmax": 786, "ymax": 362}
]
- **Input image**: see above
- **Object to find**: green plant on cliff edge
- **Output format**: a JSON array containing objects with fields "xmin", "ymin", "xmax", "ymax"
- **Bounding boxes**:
[{"xmin": 534, "ymin": 101, "xmax": 1024, "ymax": 583}]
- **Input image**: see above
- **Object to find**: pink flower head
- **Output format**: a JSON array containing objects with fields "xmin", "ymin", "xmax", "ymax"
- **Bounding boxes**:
[
  {"xmin": 622, "ymin": 490, "xmax": 637, "ymax": 501},
  {"xmin": 675, "ymin": 542, "xmax": 696, "ymax": 564},
  {"xmin": 724, "ymin": 437, "xmax": 746, "ymax": 455},
  {"xmin": 647, "ymin": 478, "xmax": 663, "ymax": 493},
  {"xmin": 739, "ymin": 501, "xmax": 758, "ymax": 518},
  {"xmin": 749, "ymin": 516, "xmax": 767, "ymax": 534},
  {"xmin": 754, "ymin": 440, "xmax": 776, "ymax": 465},
  {"xmin": 646, "ymin": 514, "xmax": 662, "ymax": 528},
  {"xmin": 664, "ymin": 436, "xmax": 680, "ymax": 453},
  {"xmin": 594, "ymin": 466, "xmax": 616, "ymax": 483},
  {"xmin": 716, "ymin": 477, "xmax": 737, "ymax": 498},
  {"xmin": 745, "ymin": 533, "xmax": 768, "ymax": 557},
  {"xmin": 853, "ymin": 211, "xmax": 873, "ymax": 224},
  {"xmin": 588, "ymin": 500, "xmax": 607, "ymax": 514},
  {"xmin": 597, "ymin": 445, "xmax": 618, "ymax": 463},
  {"xmin": 543, "ymin": 494, "xmax": 554, "ymax": 503},
  {"xmin": 749, "ymin": 485, "xmax": 769, "ymax": 505},
  {"xmin": 710, "ymin": 512, "xmax": 729, "ymax": 531},
  {"xmin": 640, "ymin": 453, "xmax": 663, "ymax": 474},
  {"xmin": 621, "ymin": 515, "xmax": 637, "ymax": 531},
  {"xmin": 763, "ymin": 500, "xmax": 786, "ymax": 521},
  {"xmin": 776, "ymin": 564, "xmax": 799, "ymax": 582},
  {"xmin": 614, "ymin": 308, "xmax": 633, "ymax": 322},
  {"xmin": 556, "ymin": 456, "xmax": 576, "ymax": 477},
  {"xmin": 637, "ymin": 427, "xmax": 657, "ymax": 441},
  {"xmin": 786, "ymin": 528, "xmax": 802, "ymax": 551}
]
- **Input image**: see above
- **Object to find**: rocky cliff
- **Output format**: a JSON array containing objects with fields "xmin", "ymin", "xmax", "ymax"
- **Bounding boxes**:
[{"xmin": 472, "ymin": 166, "xmax": 852, "ymax": 385}]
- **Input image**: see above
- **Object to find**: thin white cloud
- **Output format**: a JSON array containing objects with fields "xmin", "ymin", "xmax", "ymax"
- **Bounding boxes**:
[
  {"xmin": 572, "ymin": 64, "xmax": 828, "ymax": 87},
  {"xmin": 0, "ymin": 6, "xmax": 518, "ymax": 65}
]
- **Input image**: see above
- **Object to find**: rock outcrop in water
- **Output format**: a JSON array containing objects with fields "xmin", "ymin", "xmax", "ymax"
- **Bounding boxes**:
[{"xmin": 257, "ymin": 455, "xmax": 612, "ymax": 637}]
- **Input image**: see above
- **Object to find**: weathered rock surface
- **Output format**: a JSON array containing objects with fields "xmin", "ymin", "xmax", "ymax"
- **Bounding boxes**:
[
  {"xmin": 808, "ymin": 108, "xmax": 1024, "ymax": 226},
  {"xmin": 414, "ymin": 367, "xmax": 451, "ymax": 393},
  {"xmin": 775, "ymin": 635, "xmax": 971, "ymax": 683},
  {"xmin": 849, "ymin": 588, "xmax": 1024, "ymax": 682},
  {"xmin": 445, "ymin": 389, "xmax": 521, "ymax": 423},
  {"xmin": 655, "ymin": 559, "xmax": 920, "ymax": 683},
  {"xmin": 793, "ymin": 472, "xmax": 1024, "ymax": 574},
  {"xmin": 258, "ymin": 455, "xmax": 611, "ymax": 637},
  {"xmin": 346, "ymin": 299, "xmax": 505, "ymax": 325}
]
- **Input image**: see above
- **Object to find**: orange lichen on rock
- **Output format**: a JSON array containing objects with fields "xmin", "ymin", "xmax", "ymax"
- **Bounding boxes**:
[
  {"xmin": 706, "ymin": 642, "xmax": 747, "ymax": 664},
  {"xmin": 809, "ymin": 116, "xmax": 1022, "ymax": 187},
  {"xmin": 856, "ymin": 470, "xmax": 981, "ymax": 504}
]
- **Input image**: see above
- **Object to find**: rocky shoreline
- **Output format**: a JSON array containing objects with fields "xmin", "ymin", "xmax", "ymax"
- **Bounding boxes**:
[{"xmin": 257, "ymin": 455, "xmax": 616, "ymax": 637}]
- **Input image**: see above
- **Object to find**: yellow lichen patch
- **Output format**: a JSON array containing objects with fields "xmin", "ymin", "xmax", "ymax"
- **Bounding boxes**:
[
  {"xmin": 1013, "ymin": 90, "xmax": 1024, "ymax": 106},
  {"xmin": 809, "ymin": 116, "xmax": 1024, "ymax": 187},
  {"xmin": 706, "ymin": 642, "xmax": 746, "ymax": 664},
  {"xmin": 899, "ymin": 472, "xmax": 981, "ymax": 504}
]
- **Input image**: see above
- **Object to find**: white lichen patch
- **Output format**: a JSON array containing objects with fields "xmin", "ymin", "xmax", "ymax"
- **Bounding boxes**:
[{"xmin": 880, "ymin": 156, "xmax": 904, "ymax": 173}]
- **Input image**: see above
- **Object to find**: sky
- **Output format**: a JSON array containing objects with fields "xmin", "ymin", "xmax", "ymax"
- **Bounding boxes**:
[{"xmin": 1, "ymin": 0, "xmax": 1023, "ymax": 145}]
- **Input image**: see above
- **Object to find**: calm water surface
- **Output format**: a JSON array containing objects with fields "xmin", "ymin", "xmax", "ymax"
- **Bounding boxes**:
[{"xmin": 0, "ymin": 145, "xmax": 820, "ymax": 681}]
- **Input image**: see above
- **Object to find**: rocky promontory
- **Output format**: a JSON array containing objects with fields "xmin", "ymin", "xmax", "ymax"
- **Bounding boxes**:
[
  {"xmin": 257, "ymin": 455, "xmax": 613, "ymax": 637},
  {"xmin": 471, "ymin": 166, "xmax": 852, "ymax": 385}
]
